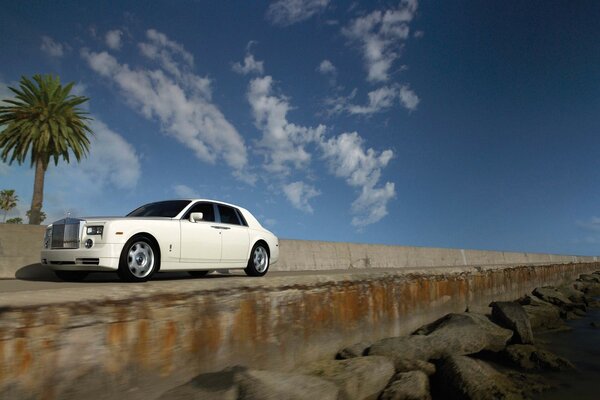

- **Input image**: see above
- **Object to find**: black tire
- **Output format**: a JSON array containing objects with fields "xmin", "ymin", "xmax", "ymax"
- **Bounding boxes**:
[
  {"xmin": 189, "ymin": 270, "xmax": 210, "ymax": 278},
  {"xmin": 244, "ymin": 242, "xmax": 270, "ymax": 277},
  {"xmin": 54, "ymin": 270, "xmax": 89, "ymax": 282},
  {"xmin": 118, "ymin": 235, "xmax": 160, "ymax": 282}
]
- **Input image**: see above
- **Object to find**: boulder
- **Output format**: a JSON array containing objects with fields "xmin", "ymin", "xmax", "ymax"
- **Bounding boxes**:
[
  {"xmin": 236, "ymin": 368, "xmax": 340, "ymax": 400},
  {"xmin": 369, "ymin": 313, "xmax": 512, "ymax": 362},
  {"xmin": 436, "ymin": 355, "xmax": 520, "ymax": 400},
  {"xmin": 390, "ymin": 357, "xmax": 436, "ymax": 376},
  {"xmin": 157, "ymin": 368, "xmax": 239, "ymax": 400},
  {"xmin": 532, "ymin": 287, "xmax": 572, "ymax": 307},
  {"xmin": 503, "ymin": 344, "xmax": 574, "ymax": 371},
  {"xmin": 555, "ymin": 285, "xmax": 588, "ymax": 305},
  {"xmin": 519, "ymin": 296, "xmax": 568, "ymax": 331},
  {"xmin": 158, "ymin": 367, "xmax": 340, "ymax": 400},
  {"xmin": 578, "ymin": 281, "xmax": 600, "ymax": 296},
  {"xmin": 578, "ymin": 274, "xmax": 600, "ymax": 283},
  {"xmin": 301, "ymin": 356, "xmax": 395, "ymax": 400},
  {"xmin": 490, "ymin": 301, "xmax": 534, "ymax": 344},
  {"xmin": 337, "ymin": 341, "xmax": 371, "ymax": 359},
  {"xmin": 380, "ymin": 371, "xmax": 431, "ymax": 400}
]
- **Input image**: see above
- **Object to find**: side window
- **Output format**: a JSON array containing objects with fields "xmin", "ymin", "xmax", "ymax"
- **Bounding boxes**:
[
  {"xmin": 217, "ymin": 205, "xmax": 241, "ymax": 225},
  {"xmin": 234, "ymin": 208, "xmax": 248, "ymax": 227},
  {"xmin": 184, "ymin": 202, "xmax": 215, "ymax": 222}
]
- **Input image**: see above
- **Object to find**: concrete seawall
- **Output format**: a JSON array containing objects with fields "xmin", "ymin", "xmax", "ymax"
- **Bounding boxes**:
[
  {"xmin": 0, "ymin": 225, "xmax": 597, "ymax": 278},
  {"xmin": 0, "ymin": 262, "xmax": 598, "ymax": 399}
]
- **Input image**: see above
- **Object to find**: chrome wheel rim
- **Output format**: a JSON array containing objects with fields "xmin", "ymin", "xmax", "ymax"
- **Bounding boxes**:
[
  {"xmin": 253, "ymin": 246, "xmax": 268, "ymax": 273},
  {"xmin": 127, "ymin": 241, "xmax": 154, "ymax": 278}
]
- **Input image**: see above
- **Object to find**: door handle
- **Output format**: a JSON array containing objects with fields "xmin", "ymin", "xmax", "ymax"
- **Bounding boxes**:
[{"xmin": 211, "ymin": 226, "xmax": 230, "ymax": 230}]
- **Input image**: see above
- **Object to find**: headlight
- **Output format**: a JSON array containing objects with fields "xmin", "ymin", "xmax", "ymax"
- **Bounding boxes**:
[
  {"xmin": 44, "ymin": 228, "xmax": 52, "ymax": 248},
  {"xmin": 86, "ymin": 226, "xmax": 104, "ymax": 235}
]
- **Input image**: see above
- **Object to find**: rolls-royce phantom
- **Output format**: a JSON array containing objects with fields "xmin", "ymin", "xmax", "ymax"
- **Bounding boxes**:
[{"xmin": 41, "ymin": 199, "xmax": 279, "ymax": 282}]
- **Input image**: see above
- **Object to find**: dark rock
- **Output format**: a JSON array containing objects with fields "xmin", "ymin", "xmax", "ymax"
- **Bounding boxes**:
[
  {"xmin": 301, "ymin": 356, "xmax": 395, "ymax": 400},
  {"xmin": 532, "ymin": 286, "xmax": 573, "ymax": 307},
  {"xmin": 157, "ymin": 368, "xmax": 239, "ymax": 400},
  {"xmin": 578, "ymin": 274, "xmax": 600, "ymax": 283},
  {"xmin": 503, "ymin": 344, "xmax": 574, "ymax": 371},
  {"xmin": 380, "ymin": 371, "xmax": 431, "ymax": 400},
  {"xmin": 158, "ymin": 366, "xmax": 340, "ymax": 400},
  {"xmin": 490, "ymin": 301, "xmax": 534, "ymax": 344},
  {"xmin": 390, "ymin": 357, "xmax": 436, "ymax": 376},
  {"xmin": 370, "ymin": 313, "xmax": 512, "ymax": 361},
  {"xmin": 436, "ymin": 355, "xmax": 520, "ymax": 400},
  {"xmin": 590, "ymin": 321, "xmax": 599, "ymax": 328},
  {"xmin": 520, "ymin": 295, "xmax": 568, "ymax": 332},
  {"xmin": 578, "ymin": 281, "xmax": 600, "ymax": 296},
  {"xmin": 555, "ymin": 285, "xmax": 588, "ymax": 305},
  {"xmin": 337, "ymin": 341, "xmax": 371, "ymax": 359},
  {"xmin": 236, "ymin": 368, "xmax": 340, "ymax": 400}
]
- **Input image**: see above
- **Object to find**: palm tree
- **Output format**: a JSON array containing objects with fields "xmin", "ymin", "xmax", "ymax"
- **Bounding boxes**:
[
  {"xmin": 0, "ymin": 75, "xmax": 93, "ymax": 224},
  {"xmin": 0, "ymin": 189, "xmax": 18, "ymax": 222}
]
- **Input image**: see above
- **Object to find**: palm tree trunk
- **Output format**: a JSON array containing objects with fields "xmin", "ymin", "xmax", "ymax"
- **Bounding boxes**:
[{"xmin": 28, "ymin": 159, "xmax": 46, "ymax": 225}]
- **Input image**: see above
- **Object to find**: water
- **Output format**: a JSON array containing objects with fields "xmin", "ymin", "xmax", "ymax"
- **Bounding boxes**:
[{"xmin": 534, "ymin": 304, "xmax": 600, "ymax": 399}]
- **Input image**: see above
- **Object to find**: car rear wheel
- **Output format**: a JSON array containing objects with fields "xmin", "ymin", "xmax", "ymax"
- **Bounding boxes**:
[
  {"xmin": 189, "ymin": 270, "xmax": 210, "ymax": 277},
  {"xmin": 54, "ymin": 270, "xmax": 89, "ymax": 282},
  {"xmin": 244, "ymin": 243, "xmax": 269, "ymax": 277},
  {"xmin": 118, "ymin": 235, "xmax": 159, "ymax": 282}
]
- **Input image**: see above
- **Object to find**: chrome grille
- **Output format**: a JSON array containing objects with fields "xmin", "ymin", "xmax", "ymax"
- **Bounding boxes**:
[{"xmin": 50, "ymin": 218, "xmax": 82, "ymax": 249}]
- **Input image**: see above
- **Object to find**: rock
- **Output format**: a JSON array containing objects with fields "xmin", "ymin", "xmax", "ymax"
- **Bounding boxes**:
[
  {"xmin": 590, "ymin": 321, "xmax": 599, "ymax": 328},
  {"xmin": 236, "ymin": 368, "xmax": 340, "ymax": 400},
  {"xmin": 158, "ymin": 367, "xmax": 340, "ymax": 400},
  {"xmin": 532, "ymin": 286, "xmax": 573, "ymax": 307},
  {"xmin": 436, "ymin": 355, "xmax": 520, "ymax": 400},
  {"xmin": 391, "ymin": 358, "xmax": 436, "ymax": 376},
  {"xmin": 337, "ymin": 341, "xmax": 371, "ymax": 359},
  {"xmin": 380, "ymin": 371, "xmax": 431, "ymax": 400},
  {"xmin": 157, "ymin": 368, "xmax": 239, "ymax": 400},
  {"xmin": 555, "ymin": 285, "xmax": 588, "ymax": 305},
  {"xmin": 370, "ymin": 313, "xmax": 513, "ymax": 362},
  {"xmin": 519, "ymin": 295, "xmax": 568, "ymax": 331},
  {"xmin": 578, "ymin": 281, "xmax": 600, "ymax": 296},
  {"xmin": 578, "ymin": 274, "xmax": 600, "ymax": 283},
  {"xmin": 503, "ymin": 344, "xmax": 574, "ymax": 371},
  {"xmin": 490, "ymin": 301, "xmax": 534, "ymax": 344},
  {"xmin": 301, "ymin": 356, "xmax": 395, "ymax": 400}
]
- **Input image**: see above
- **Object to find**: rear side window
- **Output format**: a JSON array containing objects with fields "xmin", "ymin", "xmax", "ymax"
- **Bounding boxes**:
[
  {"xmin": 218, "ymin": 205, "xmax": 242, "ymax": 225},
  {"xmin": 184, "ymin": 202, "xmax": 215, "ymax": 222}
]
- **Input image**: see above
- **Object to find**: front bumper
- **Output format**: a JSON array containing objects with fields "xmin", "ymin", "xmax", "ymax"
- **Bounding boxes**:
[{"xmin": 41, "ymin": 243, "xmax": 121, "ymax": 271}]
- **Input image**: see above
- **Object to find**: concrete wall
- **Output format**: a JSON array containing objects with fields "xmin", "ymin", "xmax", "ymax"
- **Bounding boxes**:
[
  {"xmin": 0, "ymin": 262, "xmax": 597, "ymax": 399},
  {"xmin": 0, "ymin": 225, "xmax": 597, "ymax": 278}
]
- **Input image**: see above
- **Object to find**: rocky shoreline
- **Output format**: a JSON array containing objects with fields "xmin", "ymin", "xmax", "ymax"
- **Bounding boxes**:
[{"xmin": 158, "ymin": 271, "xmax": 600, "ymax": 400}]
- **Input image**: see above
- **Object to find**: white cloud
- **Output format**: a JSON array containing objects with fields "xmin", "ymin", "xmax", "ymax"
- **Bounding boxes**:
[
  {"xmin": 40, "ymin": 36, "xmax": 64, "ymax": 57},
  {"xmin": 283, "ymin": 181, "xmax": 320, "ymax": 213},
  {"xmin": 317, "ymin": 59, "xmax": 336, "ymax": 75},
  {"xmin": 320, "ymin": 132, "xmax": 395, "ymax": 226},
  {"xmin": 105, "ymin": 29, "xmax": 123, "ymax": 50},
  {"xmin": 247, "ymin": 75, "xmax": 325, "ymax": 175},
  {"xmin": 398, "ymin": 85, "xmax": 419, "ymax": 111},
  {"xmin": 342, "ymin": 0, "xmax": 418, "ymax": 82},
  {"xmin": 267, "ymin": 0, "xmax": 330, "ymax": 26},
  {"xmin": 82, "ymin": 29, "xmax": 250, "ymax": 180},
  {"xmin": 75, "ymin": 119, "xmax": 141, "ymax": 189},
  {"xmin": 173, "ymin": 184, "xmax": 200, "ymax": 199},
  {"xmin": 232, "ymin": 53, "xmax": 264, "ymax": 75},
  {"xmin": 577, "ymin": 217, "xmax": 600, "ymax": 232},
  {"xmin": 346, "ymin": 84, "xmax": 419, "ymax": 115}
]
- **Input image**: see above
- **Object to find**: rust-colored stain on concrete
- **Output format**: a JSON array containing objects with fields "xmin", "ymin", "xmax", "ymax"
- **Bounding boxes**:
[
  {"xmin": 160, "ymin": 320, "xmax": 177, "ymax": 376},
  {"xmin": 14, "ymin": 338, "xmax": 32, "ymax": 376}
]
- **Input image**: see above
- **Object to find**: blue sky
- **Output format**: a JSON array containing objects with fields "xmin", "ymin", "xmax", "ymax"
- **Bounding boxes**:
[{"xmin": 1, "ymin": 0, "xmax": 600, "ymax": 255}]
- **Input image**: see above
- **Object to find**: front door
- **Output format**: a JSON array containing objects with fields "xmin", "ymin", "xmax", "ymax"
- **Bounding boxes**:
[{"xmin": 179, "ymin": 202, "xmax": 221, "ymax": 263}]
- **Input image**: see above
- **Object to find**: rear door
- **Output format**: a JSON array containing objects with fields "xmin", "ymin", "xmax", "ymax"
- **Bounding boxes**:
[
  {"xmin": 179, "ymin": 202, "xmax": 222, "ymax": 263},
  {"xmin": 215, "ymin": 204, "xmax": 250, "ymax": 263}
]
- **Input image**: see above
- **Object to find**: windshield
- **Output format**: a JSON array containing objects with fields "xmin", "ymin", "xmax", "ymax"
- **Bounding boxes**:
[{"xmin": 126, "ymin": 200, "xmax": 192, "ymax": 218}]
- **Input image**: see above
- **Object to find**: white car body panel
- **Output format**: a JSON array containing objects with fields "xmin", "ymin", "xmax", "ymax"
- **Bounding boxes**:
[{"xmin": 41, "ymin": 199, "xmax": 279, "ymax": 274}]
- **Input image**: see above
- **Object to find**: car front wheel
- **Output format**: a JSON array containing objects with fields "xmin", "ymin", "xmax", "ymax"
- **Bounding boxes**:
[
  {"xmin": 118, "ymin": 236, "xmax": 159, "ymax": 282},
  {"xmin": 244, "ymin": 243, "xmax": 269, "ymax": 277}
]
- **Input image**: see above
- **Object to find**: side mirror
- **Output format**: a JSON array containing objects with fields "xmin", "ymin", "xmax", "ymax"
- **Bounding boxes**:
[{"xmin": 190, "ymin": 212, "xmax": 204, "ymax": 222}]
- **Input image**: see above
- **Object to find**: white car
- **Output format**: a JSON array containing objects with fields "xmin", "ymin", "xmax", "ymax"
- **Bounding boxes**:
[{"xmin": 41, "ymin": 199, "xmax": 279, "ymax": 282}]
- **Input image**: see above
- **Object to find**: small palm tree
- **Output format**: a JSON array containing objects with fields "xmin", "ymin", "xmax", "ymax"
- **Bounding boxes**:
[
  {"xmin": 0, "ymin": 75, "xmax": 93, "ymax": 224},
  {"xmin": 0, "ymin": 189, "xmax": 18, "ymax": 222}
]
